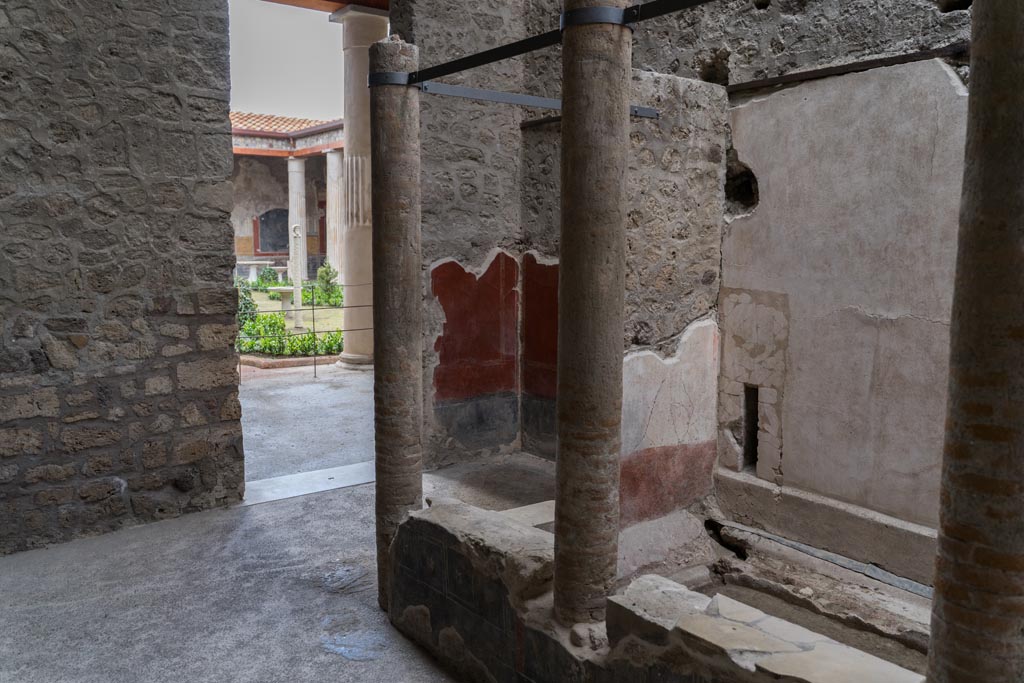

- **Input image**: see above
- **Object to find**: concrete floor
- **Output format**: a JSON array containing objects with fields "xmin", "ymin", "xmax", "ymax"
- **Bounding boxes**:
[
  {"xmin": 240, "ymin": 364, "xmax": 374, "ymax": 481},
  {"xmin": 0, "ymin": 453, "xmax": 556, "ymax": 683}
]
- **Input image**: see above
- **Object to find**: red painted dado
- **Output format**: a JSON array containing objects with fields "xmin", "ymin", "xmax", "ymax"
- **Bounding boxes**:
[
  {"xmin": 619, "ymin": 441, "xmax": 717, "ymax": 527},
  {"xmin": 522, "ymin": 254, "xmax": 559, "ymax": 399},
  {"xmin": 432, "ymin": 252, "xmax": 519, "ymax": 401}
]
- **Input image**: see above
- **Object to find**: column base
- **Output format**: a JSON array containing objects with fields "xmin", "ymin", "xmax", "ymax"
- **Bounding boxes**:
[{"xmin": 336, "ymin": 352, "xmax": 374, "ymax": 371}]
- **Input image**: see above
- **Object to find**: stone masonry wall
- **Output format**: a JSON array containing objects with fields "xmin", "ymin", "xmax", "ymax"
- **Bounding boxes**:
[
  {"xmin": 0, "ymin": 0, "xmax": 242, "ymax": 554},
  {"xmin": 634, "ymin": 0, "xmax": 970, "ymax": 86},
  {"xmin": 392, "ymin": 0, "xmax": 531, "ymax": 466}
]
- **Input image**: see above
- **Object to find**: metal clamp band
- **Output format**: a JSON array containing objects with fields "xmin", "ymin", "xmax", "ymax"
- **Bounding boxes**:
[
  {"xmin": 368, "ymin": 72, "xmax": 412, "ymax": 87},
  {"xmin": 560, "ymin": 6, "xmax": 639, "ymax": 31}
]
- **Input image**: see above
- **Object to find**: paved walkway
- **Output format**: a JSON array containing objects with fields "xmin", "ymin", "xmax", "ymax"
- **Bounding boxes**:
[
  {"xmin": 240, "ymin": 364, "xmax": 374, "ymax": 481},
  {"xmin": 0, "ymin": 483, "xmax": 454, "ymax": 683}
]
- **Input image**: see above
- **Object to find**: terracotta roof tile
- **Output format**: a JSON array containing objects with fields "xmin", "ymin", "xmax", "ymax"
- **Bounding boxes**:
[{"xmin": 230, "ymin": 111, "xmax": 341, "ymax": 134}]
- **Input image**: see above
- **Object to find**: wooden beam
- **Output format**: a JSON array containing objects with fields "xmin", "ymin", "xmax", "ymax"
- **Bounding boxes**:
[
  {"xmin": 233, "ymin": 141, "xmax": 345, "ymax": 158},
  {"xmin": 261, "ymin": 0, "xmax": 389, "ymax": 12}
]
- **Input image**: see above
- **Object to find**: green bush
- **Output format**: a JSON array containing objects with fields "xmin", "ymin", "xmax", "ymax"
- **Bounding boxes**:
[
  {"xmin": 236, "ymin": 312, "xmax": 286, "ymax": 355},
  {"xmin": 252, "ymin": 267, "xmax": 281, "ymax": 292},
  {"xmin": 236, "ymin": 282, "xmax": 258, "ymax": 327},
  {"xmin": 302, "ymin": 263, "xmax": 344, "ymax": 307},
  {"xmin": 236, "ymin": 312, "xmax": 344, "ymax": 357}
]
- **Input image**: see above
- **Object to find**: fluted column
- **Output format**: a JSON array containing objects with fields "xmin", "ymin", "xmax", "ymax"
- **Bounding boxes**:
[
  {"xmin": 326, "ymin": 149, "xmax": 344, "ymax": 273},
  {"xmin": 287, "ymin": 157, "xmax": 307, "ymax": 329},
  {"xmin": 331, "ymin": 6, "xmax": 389, "ymax": 366},
  {"xmin": 928, "ymin": 3, "xmax": 1024, "ymax": 682}
]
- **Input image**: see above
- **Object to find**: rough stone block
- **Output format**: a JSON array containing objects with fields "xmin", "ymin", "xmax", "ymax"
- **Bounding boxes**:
[
  {"xmin": 0, "ymin": 389, "xmax": 60, "ymax": 423},
  {"xmin": 196, "ymin": 323, "xmax": 236, "ymax": 351},
  {"xmin": 23, "ymin": 464, "xmax": 76, "ymax": 484},
  {"xmin": 144, "ymin": 376, "xmax": 173, "ymax": 396},
  {"xmin": 0, "ymin": 428, "xmax": 44, "ymax": 457},
  {"xmin": 60, "ymin": 426, "xmax": 122, "ymax": 452},
  {"xmin": 607, "ymin": 574, "xmax": 711, "ymax": 647},
  {"xmin": 176, "ymin": 357, "xmax": 238, "ymax": 391}
]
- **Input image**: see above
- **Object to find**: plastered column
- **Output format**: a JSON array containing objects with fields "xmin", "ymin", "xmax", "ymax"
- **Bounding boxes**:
[
  {"xmin": 369, "ymin": 36, "xmax": 422, "ymax": 612},
  {"xmin": 326, "ymin": 149, "xmax": 344, "ymax": 273},
  {"xmin": 553, "ymin": 0, "xmax": 632, "ymax": 626},
  {"xmin": 928, "ymin": 4, "xmax": 1024, "ymax": 682},
  {"xmin": 332, "ymin": 7, "xmax": 389, "ymax": 366},
  {"xmin": 287, "ymin": 157, "xmax": 307, "ymax": 329},
  {"xmin": 287, "ymin": 157, "xmax": 308, "ymax": 284}
]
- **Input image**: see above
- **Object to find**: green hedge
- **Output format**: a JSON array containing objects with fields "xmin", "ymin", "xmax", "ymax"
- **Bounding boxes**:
[{"xmin": 236, "ymin": 312, "xmax": 344, "ymax": 357}]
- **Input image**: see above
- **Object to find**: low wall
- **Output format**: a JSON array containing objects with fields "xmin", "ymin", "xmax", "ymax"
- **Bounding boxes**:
[{"xmin": 388, "ymin": 500, "xmax": 924, "ymax": 683}]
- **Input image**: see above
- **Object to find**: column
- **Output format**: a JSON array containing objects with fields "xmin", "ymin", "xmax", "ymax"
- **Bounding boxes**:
[
  {"xmin": 326, "ymin": 149, "xmax": 344, "ymax": 273},
  {"xmin": 553, "ymin": 0, "xmax": 632, "ymax": 626},
  {"xmin": 288, "ymin": 157, "xmax": 308, "ymax": 284},
  {"xmin": 928, "ymin": 3, "xmax": 1024, "ymax": 682},
  {"xmin": 369, "ymin": 36, "xmax": 422, "ymax": 612},
  {"xmin": 331, "ymin": 6, "xmax": 389, "ymax": 366},
  {"xmin": 287, "ymin": 157, "xmax": 307, "ymax": 329}
]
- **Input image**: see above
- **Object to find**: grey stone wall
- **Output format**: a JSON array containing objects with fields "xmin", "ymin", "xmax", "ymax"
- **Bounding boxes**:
[
  {"xmin": 392, "ymin": 0, "xmax": 531, "ymax": 465},
  {"xmin": 0, "ymin": 0, "xmax": 242, "ymax": 554},
  {"xmin": 634, "ymin": 0, "xmax": 969, "ymax": 86}
]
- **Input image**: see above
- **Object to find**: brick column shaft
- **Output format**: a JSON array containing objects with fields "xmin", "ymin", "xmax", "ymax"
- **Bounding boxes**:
[
  {"xmin": 369, "ymin": 36, "xmax": 423, "ymax": 612},
  {"xmin": 553, "ymin": 0, "xmax": 632, "ymax": 625},
  {"xmin": 928, "ymin": 3, "xmax": 1024, "ymax": 681}
]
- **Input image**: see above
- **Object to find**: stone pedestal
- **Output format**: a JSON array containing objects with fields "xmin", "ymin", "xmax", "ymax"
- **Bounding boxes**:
[
  {"xmin": 287, "ymin": 157, "xmax": 308, "ymax": 286},
  {"xmin": 331, "ymin": 6, "xmax": 389, "ymax": 367}
]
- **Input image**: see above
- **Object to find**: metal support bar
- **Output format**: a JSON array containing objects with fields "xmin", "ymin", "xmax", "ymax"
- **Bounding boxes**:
[
  {"xmin": 417, "ymin": 81, "xmax": 658, "ymax": 119},
  {"xmin": 368, "ymin": 71, "xmax": 410, "ymax": 86},
  {"xmin": 411, "ymin": 30, "xmax": 562, "ymax": 85},
  {"xmin": 421, "ymin": 81, "xmax": 560, "ymax": 110},
  {"xmin": 631, "ymin": 0, "xmax": 719, "ymax": 22},
  {"xmin": 368, "ymin": 0, "xmax": 722, "ymax": 88},
  {"xmin": 560, "ymin": 6, "xmax": 637, "ymax": 30}
]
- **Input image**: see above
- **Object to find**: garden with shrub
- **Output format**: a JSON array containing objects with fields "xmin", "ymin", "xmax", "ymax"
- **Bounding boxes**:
[{"xmin": 236, "ymin": 262, "xmax": 346, "ymax": 357}]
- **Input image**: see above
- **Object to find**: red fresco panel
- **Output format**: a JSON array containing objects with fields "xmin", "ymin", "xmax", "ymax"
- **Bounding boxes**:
[
  {"xmin": 432, "ymin": 252, "xmax": 519, "ymax": 402},
  {"xmin": 521, "ymin": 254, "xmax": 558, "ymax": 400},
  {"xmin": 619, "ymin": 442, "xmax": 717, "ymax": 527}
]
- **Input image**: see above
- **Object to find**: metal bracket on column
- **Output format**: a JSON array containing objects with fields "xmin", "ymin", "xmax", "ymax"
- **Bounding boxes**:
[
  {"xmin": 368, "ymin": 72, "xmax": 412, "ymax": 87},
  {"xmin": 560, "ymin": 6, "xmax": 639, "ymax": 30}
]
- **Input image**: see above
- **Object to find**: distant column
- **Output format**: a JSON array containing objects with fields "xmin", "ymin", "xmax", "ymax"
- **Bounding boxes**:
[
  {"xmin": 326, "ymin": 149, "xmax": 344, "ymax": 274},
  {"xmin": 369, "ymin": 36, "xmax": 422, "ymax": 612},
  {"xmin": 928, "ymin": 2, "xmax": 1024, "ymax": 682},
  {"xmin": 287, "ymin": 157, "xmax": 307, "ymax": 329},
  {"xmin": 553, "ymin": 0, "xmax": 632, "ymax": 626},
  {"xmin": 331, "ymin": 6, "xmax": 389, "ymax": 367}
]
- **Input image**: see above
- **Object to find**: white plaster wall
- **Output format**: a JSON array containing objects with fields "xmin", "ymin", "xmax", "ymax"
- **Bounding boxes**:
[
  {"xmin": 722, "ymin": 60, "xmax": 967, "ymax": 528},
  {"xmin": 229, "ymin": 156, "xmax": 288, "ymax": 240},
  {"xmin": 622, "ymin": 319, "xmax": 719, "ymax": 456}
]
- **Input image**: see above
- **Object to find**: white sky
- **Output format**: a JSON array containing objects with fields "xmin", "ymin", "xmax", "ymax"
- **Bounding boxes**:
[{"xmin": 228, "ymin": 0, "xmax": 344, "ymax": 121}]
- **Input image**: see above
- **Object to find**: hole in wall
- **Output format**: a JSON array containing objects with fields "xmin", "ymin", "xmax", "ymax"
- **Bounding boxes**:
[
  {"xmin": 725, "ymin": 147, "xmax": 760, "ymax": 218},
  {"xmin": 936, "ymin": 0, "xmax": 972, "ymax": 12},
  {"xmin": 698, "ymin": 48, "xmax": 731, "ymax": 86},
  {"xmin": 743, "ymin": 384, "xmax": 759, "ymax": 472},
  {"xmin": 753, "ymin": 0, "xmax": 771, "ymax": 9}
]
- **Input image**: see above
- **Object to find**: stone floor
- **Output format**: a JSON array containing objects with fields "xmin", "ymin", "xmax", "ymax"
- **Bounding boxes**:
[
  {"xmin": 240, "ymin": 363, "xmax": 374, "ymax": 481},
  {"xmin": 0, "ymin": 483, "xmax": 452, "ymax": 683},
  {"xmin": 0, "ymin": 452, "xmax": 557, "ymax": 683}
]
